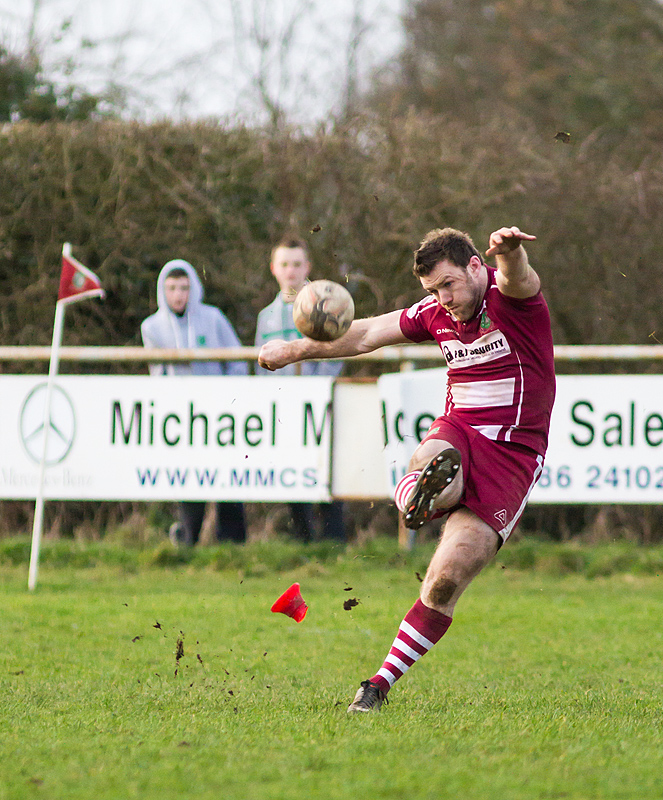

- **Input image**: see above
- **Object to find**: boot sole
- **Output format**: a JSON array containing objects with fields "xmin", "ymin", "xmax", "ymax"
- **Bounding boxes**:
[{"xmin": 403, "ymin": 448, "xmax": 462, "ymax": 530}]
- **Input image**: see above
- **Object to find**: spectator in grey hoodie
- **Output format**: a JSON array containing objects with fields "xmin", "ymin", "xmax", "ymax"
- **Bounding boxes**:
[{"xmin": 141, "ymin": 259, "xmax": 248, "ymax": 545}]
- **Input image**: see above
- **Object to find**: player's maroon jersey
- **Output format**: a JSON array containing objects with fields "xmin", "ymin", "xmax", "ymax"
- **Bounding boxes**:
[{"xmin": 399, "ymin": 267, "xmax": 555, "ymax": 456}]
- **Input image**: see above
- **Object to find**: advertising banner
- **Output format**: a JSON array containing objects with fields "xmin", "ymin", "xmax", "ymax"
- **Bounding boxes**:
[
  {"xmin": 377, "ymin": 371, "xmax": 663, "ymax": 504},
  {"xmin": 3, "ymin": 372, "xmax": 663, "ymax": 504},
  {"xmin": 0, "ymin": 376, "xmax": 333, "ymax": 501}
]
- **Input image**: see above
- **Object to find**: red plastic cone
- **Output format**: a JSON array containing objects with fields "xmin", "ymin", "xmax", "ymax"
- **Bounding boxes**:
[{"xmin": 271, "ymin": 583, "xmax": 308, "ymax": 622}]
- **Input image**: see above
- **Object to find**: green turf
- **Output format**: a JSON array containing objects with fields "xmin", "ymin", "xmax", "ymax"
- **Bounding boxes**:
[{"xmin": 1, "ymin": 541, "xmax": 662, "ymax": 800}]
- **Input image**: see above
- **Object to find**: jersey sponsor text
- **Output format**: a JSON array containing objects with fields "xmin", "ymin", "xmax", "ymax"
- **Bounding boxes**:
[{"xmin": 441, "ymin": 329, "xmax": 511, "ymax": 368}]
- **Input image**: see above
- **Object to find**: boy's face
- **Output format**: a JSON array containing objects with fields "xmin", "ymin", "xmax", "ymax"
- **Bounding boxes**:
[
  {"xmin": 270, "ymin": 246, "xmax": 310, "ymax": 301},
  {"xmin": 164, "ymin": 275, "xmax": 190, "ymax": 314}
]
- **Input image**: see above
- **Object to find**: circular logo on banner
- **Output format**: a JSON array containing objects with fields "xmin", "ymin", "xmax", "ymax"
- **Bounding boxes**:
[{"xmin": 20, "ymin": 383, "xmax": 76, "ymax": 465}]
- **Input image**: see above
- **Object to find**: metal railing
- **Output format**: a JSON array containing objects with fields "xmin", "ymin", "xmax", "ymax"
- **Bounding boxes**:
[{"xmin": 1, "ymin": 344, "xmax": 663, "ymax": 365}]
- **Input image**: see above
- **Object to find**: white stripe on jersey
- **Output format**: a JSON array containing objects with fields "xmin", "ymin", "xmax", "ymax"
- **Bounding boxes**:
[
  {"xmin": 497, "ymin": 454, "xmax": 544, "ymax": 541},
  {"xmin": 504, "ymin": 353, "xmax": 524, "ymax": 442},
  {"xmin": 450, "ymin": 378, "xmax": 515, "ymax": 409},
  {"xmin": 405, "ymin": 295, "xmax": 438, "ymax": 319}
]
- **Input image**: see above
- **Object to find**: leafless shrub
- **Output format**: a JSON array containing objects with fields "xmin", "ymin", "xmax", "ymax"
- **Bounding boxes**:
[{"xmin": 2, "ymin": 116, "xmax": 663, "ymax": 540}]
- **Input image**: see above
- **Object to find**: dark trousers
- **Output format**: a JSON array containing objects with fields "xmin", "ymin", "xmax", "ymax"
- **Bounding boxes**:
[
  {"xmin": 288, "ymin": 501, "xmax": 346, "ymax": 542},
  {"xmin": 178, "ymin": 501, "xmax": 246, "ymax": 544}
]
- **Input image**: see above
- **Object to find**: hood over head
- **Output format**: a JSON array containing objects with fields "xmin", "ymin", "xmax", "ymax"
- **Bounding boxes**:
[{"xmin": 156, "ymin": 259, "xmax": 204, "ymax": 313}]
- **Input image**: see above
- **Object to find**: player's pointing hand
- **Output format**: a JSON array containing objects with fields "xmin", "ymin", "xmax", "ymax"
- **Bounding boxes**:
[{"xmin": 485, "ymin": 226, "xmax": 536, "ymax": 258}]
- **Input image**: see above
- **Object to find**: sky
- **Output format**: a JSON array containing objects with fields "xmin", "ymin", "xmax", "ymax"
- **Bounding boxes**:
[{"xmin": 0, "ymin": 0, "xmax": 405, "ymax": 124}]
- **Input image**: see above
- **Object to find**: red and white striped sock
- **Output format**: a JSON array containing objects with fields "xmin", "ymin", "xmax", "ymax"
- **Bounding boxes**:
[
  {"xmin": 370, "ymin": 599, "xmax": 452, "ymax": 693},
  {"xmin": 394, "ymin": 471, "xmax": 421, "ymax": 512}
]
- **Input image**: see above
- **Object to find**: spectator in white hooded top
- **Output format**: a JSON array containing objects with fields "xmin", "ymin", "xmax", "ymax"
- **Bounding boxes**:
[
  {"xmin": 141, "ymin": 259, "xmax": 248, "ymax": 377},
  {"xmin": 141, "ymin": 259, "xmax": 248, "ymax": 544}
]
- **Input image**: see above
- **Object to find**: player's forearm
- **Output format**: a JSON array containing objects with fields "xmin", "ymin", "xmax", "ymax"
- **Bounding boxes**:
[
  {"xmin": 495, "ymin": 246, "xmax": 540, "ymax": 296},
  {"xmin": 495, "ymin": 244, "xmax": 529, "ymax": 280},
  {"xmin": 257, "ymin": 334, "xmax": 350, "ymax": 372},
  {"xmin": 258, "ymin": 313, "xmax": 405, "ymax": 371},
  {"xmin": 295, "ymin": 319, "xmax": 378, "ymax": 361},
  {"xmin": 256, "ymin": 328, "xmax": 361, "ymax": 372}
]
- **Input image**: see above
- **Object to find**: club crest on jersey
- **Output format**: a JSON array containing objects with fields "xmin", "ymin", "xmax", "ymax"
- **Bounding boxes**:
[{"xmin": 480, "ymin": 312, "xmax": 493, "ymax": 332}]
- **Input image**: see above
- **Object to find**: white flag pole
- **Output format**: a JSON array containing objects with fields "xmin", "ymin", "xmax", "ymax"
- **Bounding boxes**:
[{"xmin": 28, "ymin": 246, "xmax": 71, "ymax": 591}]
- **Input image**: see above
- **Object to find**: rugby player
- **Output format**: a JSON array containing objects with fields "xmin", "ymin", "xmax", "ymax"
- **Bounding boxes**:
[{"xmin": 258, "ymin": 226, "xmax": 555, "ymax": 712}]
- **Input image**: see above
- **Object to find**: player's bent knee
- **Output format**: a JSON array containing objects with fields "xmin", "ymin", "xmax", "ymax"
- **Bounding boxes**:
[
  {"xmin": 423, "ymin": 576, "xmax": 458, "ymax": 608},
  {"xmin": 408, "ymin": 439, "xmax": 453, "ymax": 472}
]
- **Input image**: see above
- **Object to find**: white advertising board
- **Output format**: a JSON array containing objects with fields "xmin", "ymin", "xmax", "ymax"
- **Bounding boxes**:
[
  {"xmin": 0, "ymin": 376, "xmax": 333, "ymax": 501},
  {"xmin": 377, "ymin": 371, "xmax": 663, "ymax": 504},
  {"xmin": 3, "ymin": 372, "xmax": 663, "ymax": 504}
]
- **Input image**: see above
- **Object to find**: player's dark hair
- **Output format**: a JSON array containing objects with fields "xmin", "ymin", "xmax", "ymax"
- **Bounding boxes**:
[
  {"xmin": 165, "ymin": 267, "xmax": 189, "ymax": 279},
  {"xmin": 413, "ymin": 228, "xmax": 482, "ymax": 276},
  {"xmin": 271, "ymin": 236, "xmax": 309, "ymax": 260}
]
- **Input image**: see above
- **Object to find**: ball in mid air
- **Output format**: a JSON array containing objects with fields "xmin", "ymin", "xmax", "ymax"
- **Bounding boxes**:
[{"xmin": 293, "ymin": 280, "xmax": 355, "ymax": 342}]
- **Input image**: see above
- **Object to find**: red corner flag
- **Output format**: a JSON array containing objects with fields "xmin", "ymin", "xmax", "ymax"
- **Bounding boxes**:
[{"xmin": 58, "ymin": 243, "xmax": 105, "ymax": 305}]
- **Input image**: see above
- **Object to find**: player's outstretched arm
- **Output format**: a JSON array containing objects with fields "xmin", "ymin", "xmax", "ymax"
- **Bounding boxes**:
[
  {"xmin": 486, "ymin": 226, "xmax": 540, "ymax": 299},
  {"xmin": 258, "ymin": 310, "xmax": 408, "ymax": 371}
]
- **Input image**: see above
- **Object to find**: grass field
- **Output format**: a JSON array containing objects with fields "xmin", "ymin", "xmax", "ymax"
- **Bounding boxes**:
[{"xmin": 2, "ymin": 537, "xmax": 663, "ymax": 799}]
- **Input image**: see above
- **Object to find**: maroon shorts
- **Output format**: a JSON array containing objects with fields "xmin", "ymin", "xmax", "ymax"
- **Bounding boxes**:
[{"xmin": 420, "ymin": 416, "xmax": 544, "ymax": 544}]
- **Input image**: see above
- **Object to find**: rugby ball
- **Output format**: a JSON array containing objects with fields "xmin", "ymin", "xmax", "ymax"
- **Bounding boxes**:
[{"xmin": 292, "ymin": 280, "xmax": 354, "ymax": 342}]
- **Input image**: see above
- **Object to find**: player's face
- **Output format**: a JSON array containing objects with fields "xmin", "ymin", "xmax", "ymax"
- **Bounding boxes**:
[
  {"xmin": 419, "ymin": 257, "xmax": 484, "ymax": 322},
  {"xmin": 271, "ymin": 246, "xmax": 311, "ymax": 301},
  {"xmin": 164, "ymin": 276, "xmax": 190, "ymax": 314}
]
